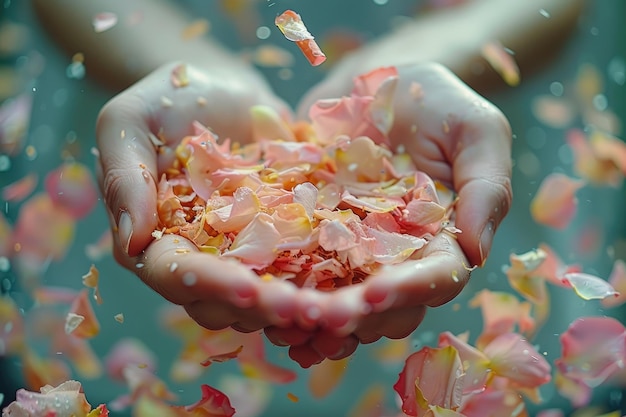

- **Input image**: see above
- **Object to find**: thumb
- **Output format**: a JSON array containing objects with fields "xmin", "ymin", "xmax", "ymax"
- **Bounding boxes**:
[
  {"xmin": 453, "ymin": 106, "xmax": 513, "ymax": 267},
  {"xmin": 96, "ymin": 94, "xmax": 159, "ymax": 256}
]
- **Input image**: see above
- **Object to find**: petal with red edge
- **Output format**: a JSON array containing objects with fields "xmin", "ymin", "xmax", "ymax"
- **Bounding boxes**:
[
  {"xmin": 393, "ymin": 346, "xmax": 464, "ymax": 417},
  {"xmin": 602, "ymin": 260, "xmax": 626, "ymax": 308},
  {"xmin": 562, "ymin": 272, "xmax": 619, "ymax": 300}
]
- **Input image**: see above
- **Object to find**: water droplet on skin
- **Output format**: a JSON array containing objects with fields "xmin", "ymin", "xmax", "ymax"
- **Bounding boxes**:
[
  {"xmin": 539, "ymin": 8, "xmax": 551, "ymax": 18},
  {"xmin": 169, "ymin": 262, "xmax": 178, "ymax": 272},
  {"xmin": 135, "ymin": 263, "xmax": 144, "ymax": 269},
  {"xmin": 182, "ymin": 272, "xmax": 197, "ymax": 286},
  {"xmin": 142, "ymin": 170, "xmax": 150, "ymax": 182}
]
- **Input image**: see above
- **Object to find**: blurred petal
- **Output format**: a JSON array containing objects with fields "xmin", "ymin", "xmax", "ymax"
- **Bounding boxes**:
[
  {"xmin": 460, "ymin": 388, "xmax": 528, "ymax": 417},
  {"xmin": 438, "ymin": 332, "xmax": 491, "ymax": 394},
  {"xmin": 182, "ymin": 384, "xmax": 235, "ymax": 416},
  {"xmin": 556, "ymin": 316, "xmax": 626, "ymax": 386},
  {"xmin": 2, "ymin": 173, "xmax": 37, "ymax": 203},
  {"xmin": 105, "ymin": 338, "xmax": 157, "ymax": 382},
  {"xmin": 82, "ymin": 264, "xmax": 103, "ymax": 305},
  {"xmin": 67, "ymin": 290, "xmax": 100, "ymax": 339},
  {"xmin": 553, "ymin": 369, "xmax": 592, "ymax": 408},
  {"xmin": 481, "ymin": 41, "xmax": 520, "ymax": 86},
  {"xmin": 5, "ymin": 380, "xmax": 92, "ymax": 416},
  {"xmin": 45, "ymin": 162, "xmax": 99, "ymax": 220},
  {"xmin": 308, "ymin": 357, "xmax": 349, "ymax": 398},
  {"xmin": 601, "ymin": 260, "xmax": 626, "ymax": 308},
  {"xmin": 530, "ymin": 173, "xmax": 585, "ymax": 229},
  {"xmin": 0, "ymin": 295, "xmax": 25, "ymax": 355}
]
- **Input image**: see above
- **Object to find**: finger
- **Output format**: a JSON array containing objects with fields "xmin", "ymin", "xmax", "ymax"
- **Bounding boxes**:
[
  {"xmin": 288, "ymin": 343, "xmax": 325, "ymax": 369},
  {"xmin": 310, "ymin": 332, "xmax": 359, "ymax": 360},
  {"xmin": 137, "ymin": 234, "xmax": 260, "ymax": 307},
  {"xmin": 96, "ymin": 94, "xmax": 159, "ymax": 257},
  {"xmin": 256, "ymin": 279, "xmax": 300, "ymax": 328},
  {"xmin": 264, "ymin": 326, "xmax": 313, "ymax": 347},
  {"xmin": 319, "ymin": 285, "xmax": 370, "ymax": 337},
  {"xmin": 353, "ymin": 305, "xmax": 427, "ymax": 343},
  {"xmin": 184, "ymin": 300, "xmax": 240, "ymax": 331},
  {"xmin": 363, "ymin": 233, "xmax": 470, "ymax": 311},
  {"xmin": 451, "ymin": 102, "xmax": 512, "ymax": 267}
]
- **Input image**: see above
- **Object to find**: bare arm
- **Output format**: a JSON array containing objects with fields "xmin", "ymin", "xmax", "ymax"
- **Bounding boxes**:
[
  {"xmin": 31, "ymin": 0, "xmax": 270, "ymax": 93},
  {"xmin": 321, "ymin": 0, "xmax": 586, "ymax": 94}
]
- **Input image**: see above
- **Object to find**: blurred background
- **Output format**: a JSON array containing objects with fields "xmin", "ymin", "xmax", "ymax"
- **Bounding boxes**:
[{"xmin": 1, "ymin": 1, "xmax": 624, "ymax": 415}]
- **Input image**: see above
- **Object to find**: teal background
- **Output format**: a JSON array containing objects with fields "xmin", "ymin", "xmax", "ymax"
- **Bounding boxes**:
[{"xmin": 1, "ymin": 1, "xmax": 625, "ymax": 415}]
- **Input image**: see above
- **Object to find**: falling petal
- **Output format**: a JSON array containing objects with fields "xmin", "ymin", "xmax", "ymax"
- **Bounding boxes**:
[
  {"xmin": 481, "ymin": 41, "xmax": 520, "ymax": 86},
  {"xmin": 347, "ymin": 384, "xmax": 386, "ymax": 417},
  {"xmin": 67, "ymin": 290, "xmax": 101, "ymax": 339},
  {"xmin": 530, "ymin": 173, "xmax": 585, "ymax": 229},
  {"xmin": 601, "ymin": 260, "xmax": 626, "ymax": 308},
  {"xmin": 82, "ymin": 264, "xmax": 103, "ymax": 305},
  {"xmin": 562, "ymin": 272, "xmax": 619, "ymax": 300},
  {"xmin": 92, "ymin": 12, "xmax": 118, "ymax": 33},
  {"xmin": 308, "ymin": 357, "xmax": 349, "ymax": 398},
  {"xmin": 181, "ymin": 19, "xmax": 210, "ymax": 40},
  {"xmin": 531, "ymin": 95, "xmax": 575, "ymax": 128},
  {"xmin": 201, "ymin": 345, "xmax": 243, "ymax": 367},
  {"xmin": 556, "ymin": 316, "xmax": 626, "ymax": 387},
  {"xmin": 64, "ymin": 312, "xmax": 85, "ymax": 335},
  {"xmin": 182, "ymin": 384, "xmax": 236, "ymax": 416},
  {"xmin": 393, "ymin": 346, "xmax": 465, "ymax": 417},
  {"xmin": 105, "ymin": 338, "xmax": 157, "ymax": 382},
  {"xmin": 45, "ymin": 162, "xmax": 99, "ymax": 220},
  {"xmin": 0, "ymin": 92, "xmax": 32, "ymax": 156},
  {"xmin": 275, "ymin": 10, "xmax": 326, "ymax": 66},
  {"xmin": 2, "ymin": 172, "xmax": 37, "ymax": 202}
]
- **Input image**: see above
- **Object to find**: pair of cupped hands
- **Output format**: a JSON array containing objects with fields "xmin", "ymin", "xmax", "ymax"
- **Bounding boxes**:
[{"xmin": 96, "ymin": 60, "xmax": 512, "ymax": 368}]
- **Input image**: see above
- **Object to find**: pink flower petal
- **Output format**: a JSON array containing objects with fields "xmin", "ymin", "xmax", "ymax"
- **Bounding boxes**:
[
  {"xmin": 183, "ymin": 384, "xmax": 236, "ymax": 416},
  {"xmin": 67, "ymin": 290, "xmax": 101, "ymax": 339},
  {"xmin": 562, "ymin": 272, "xmax": 619, "ymax": 300},
  {"xmin": 530, "ymin": 172, "xmax": 585, "ymax": 229},
  {"xmin": 481, "ymin": 40, "xmax": 520, "ymax": 86},
  {"xmin": 2, "ymin": 173, "xmax": 37, "ymax": 203},
  {"xmin": 92, "ymin": 12, "xmax": 118, "ymax": 33},
  {"xmin": 567, "ymin": 128, "xmax": 625, "ymax": 187},
  {"xmin": 469, "ymin": 290, "xmax": 536, "ymax": 348},
  {"xmin": 251, "ymin": 105, "xmax": 296, "ymax": 142},
  {"xmin": 482, "ymin": 333, "xmax": 551, "ymax": 388},
  {"xmin": 105, "ymin": 338, "xmax": 157, "ymax": 382},
  {"xmin": 556, "ymin": 316, "xmax": 626, "ymax": 386},
  {"xmin": 12, "ymin": 193, "xmax": 75, "ymax": 262},
  {"xmin": 5, "ymin": 380, "xmax": 92, "ymax": 416},
  {"xmin": 205, "ymin": 187, "xmax": 261, "ymax": 233},
  {"xmin": 601, "ymin": 260, "xmax": 626, "ymax": 308},
  {"xmin": 531, "ymin": 95, "xmax": 575, "ymax": 129},
  {"xmin": 460, "ymin": 388, "xmax": 527, "ymax": 417},
  {"xmin": 352, "ymin": 66, "xmax": 398, "ymax": 96},
  {"xmin": 308, "ymin": 358, "xmax": 349, "ymax": 398},
  {"xmin": 0, "ymin": 295, "xmax": 25, "ymax": 356},
  {"xmin": 393, "ymin": 346, "xmax": 465, "ymax": 417},
  {"xmin": 318, "ymin": 219, "xmax": 359, "ymax": 252},
  {"xmin": 0, "ymin": 93, "xmax": 32, "ymax": 156},
  {"xmin": 45, "ymin": 162, "xmax": 99, "ymax": 220},
  {"xmin": 438, "ymin": 331, "xmax": 491, "ymax": 394},
  {"xmin": 221, "ymin": 213, "xmax": 281, "ymax": 268},
  {"xmin": 554, "ymin": 369, "xmax": 593, "ymax": 408}
]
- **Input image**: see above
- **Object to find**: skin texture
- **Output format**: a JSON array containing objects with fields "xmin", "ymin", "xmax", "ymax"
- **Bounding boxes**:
[{"xmin": 32, "ymin": 0, "xmax": 581, "ymax": 366}]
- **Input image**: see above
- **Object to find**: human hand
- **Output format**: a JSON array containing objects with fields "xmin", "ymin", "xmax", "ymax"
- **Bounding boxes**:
[
  {"xmin": 96, "ymin": 61, "xmax": 304, "ymax": 333},
  {"xmin": 271, "ymin": 62, "xmax": 512, "ymax": 367}
]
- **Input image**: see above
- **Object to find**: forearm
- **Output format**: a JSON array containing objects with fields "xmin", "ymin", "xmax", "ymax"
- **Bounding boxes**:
[
  {"xmin": 334, "ymin": 0, "xmax": 585, "ymax": 92},
  {"xmin": 31, "ymin": 0, "xmax": 269, "ymax": 93}
]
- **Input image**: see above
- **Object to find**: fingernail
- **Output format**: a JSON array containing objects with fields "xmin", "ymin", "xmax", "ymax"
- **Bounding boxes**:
[
  {"xmin": 118, "ymin": 211, "xmax": 133, "ymax": 255},
  {"xmin": 229, "ymin": 284, "xmax": 256, "ymax": 308},
  {"xmin": 479, "ymin": 220, "xmax": 495, "ymax": 267}
]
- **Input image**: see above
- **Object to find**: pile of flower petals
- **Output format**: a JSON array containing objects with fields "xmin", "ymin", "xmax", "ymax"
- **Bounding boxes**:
[{"xmin": 156, "ymin": 66, "xmax": 455, "ymax": 288}]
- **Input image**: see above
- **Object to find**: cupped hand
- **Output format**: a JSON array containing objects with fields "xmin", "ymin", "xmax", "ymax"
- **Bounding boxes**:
[
  {"xmin": 269, "ymin": 62, "xmax": 512, "ymax": 367},
  {"xmin": 96, "ymin": 61, "xmax": 301, "ymax": 333}
]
